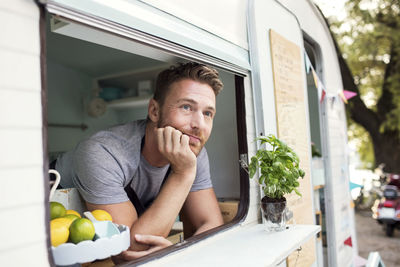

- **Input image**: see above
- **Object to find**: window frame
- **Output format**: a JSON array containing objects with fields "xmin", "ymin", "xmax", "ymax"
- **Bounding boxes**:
[
  {"xmin": 303, "ymin": 33, "xmax": 334, "ymax": 267},
  {"xmin": 39, "ymin": 5, "xmax": 249, "ymax": 266}
]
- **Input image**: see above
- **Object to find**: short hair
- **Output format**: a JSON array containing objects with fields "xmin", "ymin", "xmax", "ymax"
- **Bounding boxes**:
[{"xmin": 153, "ymin": 62, "xmax": 223, "ymax": 107}]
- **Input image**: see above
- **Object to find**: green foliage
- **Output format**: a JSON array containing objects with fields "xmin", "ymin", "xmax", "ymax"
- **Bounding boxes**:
[
  {"xmin": 326, "ymin": 0, "xmax": 400, "ymax": 169},
  {"xmin": 248, "ymin": 135, "xmax": 305, "ymax": 199},
  {"xmin": 347, "ymin": 120, "xmax": 375, "ymax": 169},
  {"xmin": 337, "ymin": 0, "xmax": 400, "ymax": 110}
]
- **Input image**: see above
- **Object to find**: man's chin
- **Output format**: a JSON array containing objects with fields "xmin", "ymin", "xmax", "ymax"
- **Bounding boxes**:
[{"xmin": 189, "ymin": 144, "xmax": 202, "ymax": 156}]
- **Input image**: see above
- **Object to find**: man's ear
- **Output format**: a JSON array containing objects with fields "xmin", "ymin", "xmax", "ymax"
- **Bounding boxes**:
[{"xmin": 148, "ymin": 98, "xmax": 160, "ymax": 123}]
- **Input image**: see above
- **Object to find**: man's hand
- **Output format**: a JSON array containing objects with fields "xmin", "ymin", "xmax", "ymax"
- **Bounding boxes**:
[
  {"xmin": 156, "ymin": 126, "xmax": 197, "ymax": 176},
  {"xmin": 112, "ymin": 234, "xmax": 173, "ymax": 264}
]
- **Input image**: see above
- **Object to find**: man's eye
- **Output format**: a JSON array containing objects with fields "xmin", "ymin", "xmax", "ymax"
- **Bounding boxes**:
[
  {"xmin": 182, "ymin": 104, "xmax": 191, "ymax": 110},
  {"xmin": 204, "ymin": 111, "xmax": 213, "ymax": 117}
]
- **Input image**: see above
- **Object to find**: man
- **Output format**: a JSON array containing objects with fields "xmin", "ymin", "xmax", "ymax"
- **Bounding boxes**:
[{"xmin": 56, "ymin": 62, "xmax": 224, "ymax": 260}]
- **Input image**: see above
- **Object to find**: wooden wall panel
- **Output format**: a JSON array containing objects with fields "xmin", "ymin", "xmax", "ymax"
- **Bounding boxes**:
[{"xmin": 269, "ymin": 29, "xmax": 316, "ymax": 267}]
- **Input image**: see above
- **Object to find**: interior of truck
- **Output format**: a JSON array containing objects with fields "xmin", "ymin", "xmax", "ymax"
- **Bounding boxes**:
[{"xmin": 45, "ymin": 13, "xmax": 243, "ymax": 247}]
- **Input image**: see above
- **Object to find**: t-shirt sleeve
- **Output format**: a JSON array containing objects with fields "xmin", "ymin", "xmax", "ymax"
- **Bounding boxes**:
[
  {"xmin": 190, "ymin": 148, "xmax": 213, "ymax": 192},
  {"xmin": 72, "ymin": 138, "xmax": 130, "ymax": 205}
]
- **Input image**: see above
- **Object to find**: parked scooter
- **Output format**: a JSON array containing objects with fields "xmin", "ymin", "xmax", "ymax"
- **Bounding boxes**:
[{"xmin": 372, "ymin": 174, "xmax": 400, "ymax": 237}]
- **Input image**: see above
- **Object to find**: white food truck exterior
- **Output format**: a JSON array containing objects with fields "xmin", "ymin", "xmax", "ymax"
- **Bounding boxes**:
[{"xmin": 0, "ymin": 0, "xmax": 357, "ymax": 266}]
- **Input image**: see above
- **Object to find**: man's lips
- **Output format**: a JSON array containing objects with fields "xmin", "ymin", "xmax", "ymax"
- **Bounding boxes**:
[{"xmin": 185, "ymin": 134, "xmax": 201, "ymax": 144}]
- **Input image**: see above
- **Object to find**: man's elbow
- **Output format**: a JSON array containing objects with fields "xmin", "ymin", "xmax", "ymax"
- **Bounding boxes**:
[
  {"xmin": 204, "ymin": 214, "xmax": 224, "ymax": 228},
  {"xmin": 214, "ymin": 214, "xmax": 224, "ymax": 227},
  {"xmin": 196, "ymin": 217, "xmax": 224, "ymax": 235},
  {"xmin": 215, "ymin": 211, "xmax": 224, "ymax": 226}
]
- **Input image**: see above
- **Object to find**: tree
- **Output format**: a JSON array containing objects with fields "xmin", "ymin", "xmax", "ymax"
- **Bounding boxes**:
[{"xmin": 325, "ymin": 0, "xmax": 400, "ymax": 173}]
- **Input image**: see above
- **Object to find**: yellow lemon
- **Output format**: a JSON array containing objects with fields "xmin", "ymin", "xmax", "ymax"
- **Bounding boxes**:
[
  {"xmin": 65, "ymin": 209, "xmax": 81, "ymax": 218},
  {"xmin": 50, "ymin": 219, "xmax": 69, "ymax": 247},
  {"xmin": 91, "ymin": 209, "xmax": 113, "ymax": 221},
  {"xmin": 62, "ymin": 214, "xmax": 79, "ymax": 225},
  {"xmin": 69, "ymin": 218, "xmax": 95, "ymax": 244},
  {"xmin": 52, "ymin": 217, "xmax": 75, "ymax": 229},
  {"xmin": 50, "ymin": 202, "xmax": 66, "ymax": 220}
]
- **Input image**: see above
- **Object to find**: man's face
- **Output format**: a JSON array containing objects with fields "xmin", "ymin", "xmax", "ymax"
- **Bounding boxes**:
[{"xmin": 157, "ymin": 79, "xmax": 216, "ymax": 155}]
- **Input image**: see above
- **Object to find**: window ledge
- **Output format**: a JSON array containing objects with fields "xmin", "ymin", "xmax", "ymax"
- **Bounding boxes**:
[{"xmin": 144, "ymin": 224, "xmax": 320, "ymax": 267}]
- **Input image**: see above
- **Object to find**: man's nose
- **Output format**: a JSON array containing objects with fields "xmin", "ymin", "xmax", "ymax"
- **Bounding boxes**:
[{"xmin": 190, "ymin": 110, "xmax": 204, "ymax": 129}]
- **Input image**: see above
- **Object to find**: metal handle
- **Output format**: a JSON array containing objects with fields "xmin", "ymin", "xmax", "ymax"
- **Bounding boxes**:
[{"xmin": 49, "ymin": 169, "xmax": 61, "ymax": 200}]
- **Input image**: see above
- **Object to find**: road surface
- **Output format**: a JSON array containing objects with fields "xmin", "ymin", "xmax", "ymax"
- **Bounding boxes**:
[{"xmin": 355, "ymin": 211, "xmax": 400, "ymax": 267}]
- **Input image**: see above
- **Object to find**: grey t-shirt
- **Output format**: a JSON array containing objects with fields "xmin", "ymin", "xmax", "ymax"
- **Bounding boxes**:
[{"xmin": 56, "ymin": 120, "xmax": 212, "ymax": 207}]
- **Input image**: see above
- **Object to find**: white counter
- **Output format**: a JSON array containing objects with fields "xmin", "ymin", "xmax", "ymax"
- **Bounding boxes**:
[{"xmin": 141, "ymin": 224, "xmax": 320, "ymax": 267}]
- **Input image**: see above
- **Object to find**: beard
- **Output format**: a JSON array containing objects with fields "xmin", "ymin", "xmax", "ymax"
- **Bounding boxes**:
[{"xmin": 157, "ymin": 113, "xmax": 206, "ymax": 156}]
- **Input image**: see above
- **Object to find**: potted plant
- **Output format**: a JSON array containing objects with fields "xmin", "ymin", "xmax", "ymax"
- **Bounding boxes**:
[{"xmin": 248, "ymin": 134, "xmax": 305, "ymax": 231}]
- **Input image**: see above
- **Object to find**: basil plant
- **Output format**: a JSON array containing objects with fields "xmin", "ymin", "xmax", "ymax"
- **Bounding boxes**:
[{"xmin": 248, "ymin": 134, "xmax": 305, "ymax": 200}]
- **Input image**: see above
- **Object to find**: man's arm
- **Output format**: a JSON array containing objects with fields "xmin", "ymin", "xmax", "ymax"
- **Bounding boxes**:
[
  {"xmin": 87, "ymin": 127, "xmax": 197, "ymax": 260},
  {"xmin": 180, "ymin": 188, "xmax": 224, "ymax": 236},
  {"xmin": 86, "ymin": 201, "xmax": 138, "ymax": 232},
  {"xmin": 86, "ymin": 166, "xmax": 196, "ymax": 247}
]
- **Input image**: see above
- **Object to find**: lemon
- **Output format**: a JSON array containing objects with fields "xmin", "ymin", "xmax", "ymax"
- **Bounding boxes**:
[
  {"xmin": 50, "ymin": 202, "xmax": 66, "ymax": 220},
  {"xmin": 91, "ymin": 209, "xmax": 113, "ymax": 221},
  {"xmin": 69, "ymin": 218, "xmax": 95, "ymax": 244},
  {"xmin": 65, "ymin": 209, "xmax": 81, "ymax": 218},
  {"xmin": 50, "ymin": 219, "xmax": 69, "ymax": 247},
  {"xmin": 52, "ymin": 217, "xmax": 75, "ymax": 229},
  {"xmin": 62, "ymin": 214, "xmax": 79, "ymax": 226}
]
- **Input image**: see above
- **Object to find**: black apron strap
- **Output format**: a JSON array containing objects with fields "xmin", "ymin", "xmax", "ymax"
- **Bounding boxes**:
[
  {"xmin": 124, "ymin": 166, "xmax": 171, "ymax": 217},
  {"xmin": 124, "ymin": 183, "xmax": 146, "ymax": 217},
  {"xmin": 162, "ymin": 167, "xmax": 171, "ymax": 186}
]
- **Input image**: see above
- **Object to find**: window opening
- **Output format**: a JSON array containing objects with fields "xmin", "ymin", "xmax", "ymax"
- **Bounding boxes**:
[{"xmin": 44, "ymin": 12, "xmax": 248, "ymax": 265}]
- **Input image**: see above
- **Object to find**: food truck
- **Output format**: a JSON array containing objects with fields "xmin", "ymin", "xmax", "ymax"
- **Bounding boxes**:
[{"xmin": 0, "ymin": 0, "xmax": 357, "ymax": 266}]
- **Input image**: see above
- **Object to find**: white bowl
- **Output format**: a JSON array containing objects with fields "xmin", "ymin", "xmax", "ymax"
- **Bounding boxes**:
[{"xmin": 52, "ymin": 224, "xmax": 130, "ymax": 266}]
